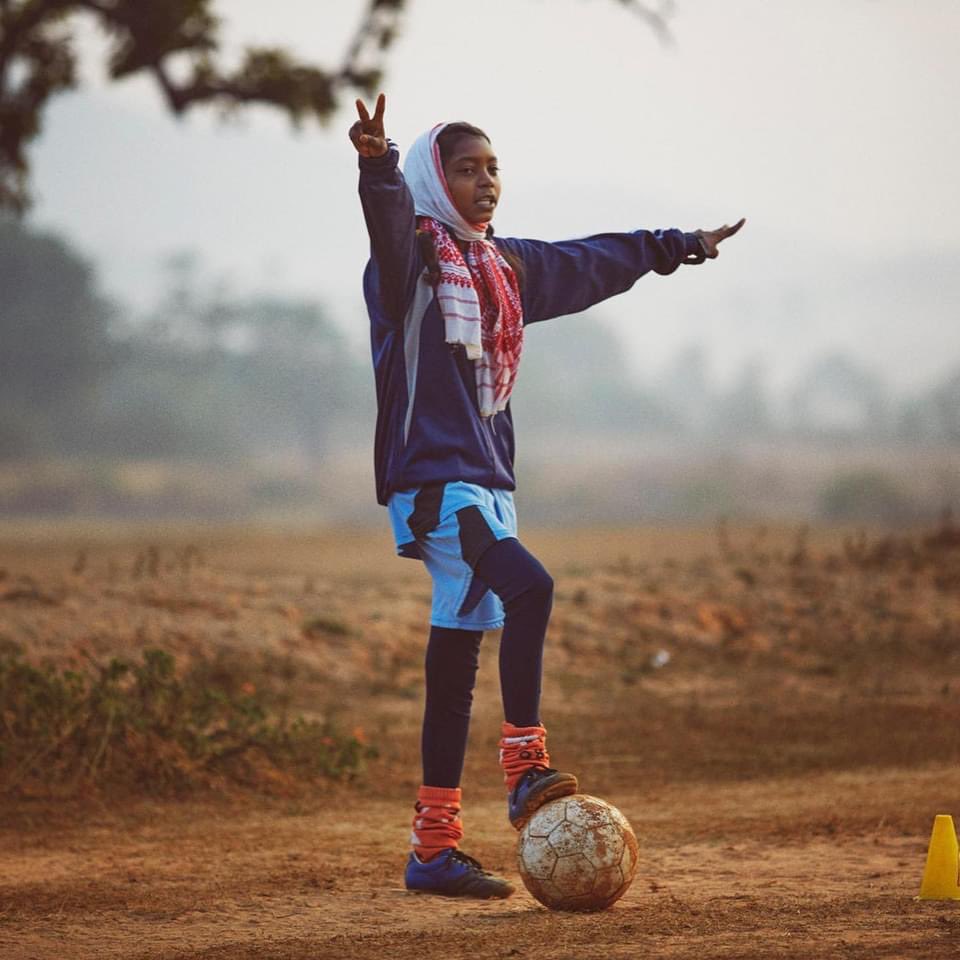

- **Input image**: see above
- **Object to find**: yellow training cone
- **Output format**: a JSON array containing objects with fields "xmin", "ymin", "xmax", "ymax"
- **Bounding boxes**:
[{"xmin": 918, "ymin": 814, "xmax": 960, "ymax": 900}]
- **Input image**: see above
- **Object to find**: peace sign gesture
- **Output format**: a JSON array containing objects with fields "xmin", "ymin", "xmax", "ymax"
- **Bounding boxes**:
[{"xmin": 349, "ymin": 93, "xmax": 388, "ymax": 158}]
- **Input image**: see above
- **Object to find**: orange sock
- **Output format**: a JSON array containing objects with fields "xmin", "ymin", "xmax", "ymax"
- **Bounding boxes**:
[
  {"xmin": 410, "ymin": 786, "xmax": 463, "ymax": 862},
  {"xmin": 498, "ymin": 722, "xmax": 550, "ymax": 792}
]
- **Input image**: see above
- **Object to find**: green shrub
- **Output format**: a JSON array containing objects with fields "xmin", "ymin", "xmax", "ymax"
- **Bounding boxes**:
[
  {"xmin": 0, "ymin": 644, "xmax": 375, "ymax": 797},
  {"xmin": 818, "ymin": 469, "xmax": 915, "ymax": 524},
  {"xmin": 302, "ymin": 615, "xmax": 353, "ymax": 638}
]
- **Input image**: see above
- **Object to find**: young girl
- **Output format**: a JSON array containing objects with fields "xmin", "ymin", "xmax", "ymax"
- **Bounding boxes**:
[{"xmin": 351, "ymin": 93, "xmax": 744, "ymax": 899}]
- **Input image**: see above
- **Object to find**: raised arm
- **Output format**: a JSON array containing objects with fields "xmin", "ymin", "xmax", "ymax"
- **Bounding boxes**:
[
  {"xmin": 497, "ymin": 218, "xmax": 745, "ymax": 325},
  {"xmin": 350, "ymin": 95, "xmax": 418, "ymax": 326}
]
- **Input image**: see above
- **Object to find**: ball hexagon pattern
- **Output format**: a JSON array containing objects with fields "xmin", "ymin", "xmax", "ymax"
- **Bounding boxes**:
[{"xmin": 517, "ymin": 794, "xmax": 639, "ymax": 912}]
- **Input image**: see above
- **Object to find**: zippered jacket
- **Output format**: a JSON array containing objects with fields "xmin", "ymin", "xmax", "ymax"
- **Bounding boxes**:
[{"xmin": 359, "ymin": 144, "xmax": 705, "ymax": 506}]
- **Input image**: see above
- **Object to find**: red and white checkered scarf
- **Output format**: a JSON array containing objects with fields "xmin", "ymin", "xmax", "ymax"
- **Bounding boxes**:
[{"xmin": 405, "ymin": 124, "xmax": 523, "ymax": 418}]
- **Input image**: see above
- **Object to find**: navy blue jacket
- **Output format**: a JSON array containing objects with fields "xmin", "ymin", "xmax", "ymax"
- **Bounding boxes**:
[{"xmin": 359, "ymin": 144, "xmax": 704, "ymax": 506}]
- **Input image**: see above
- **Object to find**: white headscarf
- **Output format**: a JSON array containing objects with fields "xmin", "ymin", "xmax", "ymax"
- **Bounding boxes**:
[
  {"xmin": 404, "ymin": 124, "xmax": 488, "ymax": 242},
  {"xmin": 402, "ymin": 123, "xmax": 524, "ymax": 418}
]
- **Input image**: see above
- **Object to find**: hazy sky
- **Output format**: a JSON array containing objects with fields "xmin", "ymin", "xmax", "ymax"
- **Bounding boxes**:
[{"xmin": 29, "ymin": 0, "xmax": 960, "ymax": 392}]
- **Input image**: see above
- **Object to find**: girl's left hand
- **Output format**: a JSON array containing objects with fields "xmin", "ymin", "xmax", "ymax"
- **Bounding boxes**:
[{"xmin": 695, "ymin": 217, "xmax": 746, "ymax": 258}]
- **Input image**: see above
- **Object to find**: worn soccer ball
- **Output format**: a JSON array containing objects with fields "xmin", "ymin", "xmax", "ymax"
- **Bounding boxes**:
[{"xmin": 517, "ymin": 794, "xmax": 639, "ymax": 912}]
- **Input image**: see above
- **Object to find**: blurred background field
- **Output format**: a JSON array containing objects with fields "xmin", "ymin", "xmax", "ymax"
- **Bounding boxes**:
[
  {"xmin": 2, "ymin": 212, "xmax": 959, "ymax": 525},
  {"xmin": 3, "ymin": 6, "xmax": 960, "ymax": 953},
  {"xmin": 1, "ymin": 0, "xmax": 958, "ymax": 846},
  {"xmin": 3, "ymin": 1, "xmax": 960, "ymax": 532},
  {"xmin": 3, "ymin": 519, "xmax": 959, "ymax": 801},
  {"xmin": 3, "ymin": 519, "xmax": 960, "ymax": 958},
  {"xmin": 0, "ymin": 0, "xmax": 960, "ymax": 824},
  {"xmin": 3, "ymin": 244, "xmax": 959, "ymax": 525}
]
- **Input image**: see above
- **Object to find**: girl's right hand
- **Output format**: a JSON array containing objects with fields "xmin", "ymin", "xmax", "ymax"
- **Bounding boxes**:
[{"xmin": 349, "ymin": 94, "xmax": 388, "ymax": 157}]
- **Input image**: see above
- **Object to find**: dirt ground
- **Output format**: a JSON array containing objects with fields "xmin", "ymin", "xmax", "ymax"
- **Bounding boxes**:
[{"xmin": 2, "ymin": 522, "xmax": 960, "ymax": 959}]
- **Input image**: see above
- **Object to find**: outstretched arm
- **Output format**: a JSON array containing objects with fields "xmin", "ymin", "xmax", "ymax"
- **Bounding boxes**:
[
  {"xmin": 351, "ymin": 94, "xmax": 418, "ymax": 327},
  {"xmin": 497, "ymin": 218, "xmax": 746, "ymax": 326}
]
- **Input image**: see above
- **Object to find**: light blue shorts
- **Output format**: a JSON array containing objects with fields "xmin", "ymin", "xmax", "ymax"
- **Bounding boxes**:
[{"xmin": 388, "ymin": 482, "xmax": 518, "ymax": 630}]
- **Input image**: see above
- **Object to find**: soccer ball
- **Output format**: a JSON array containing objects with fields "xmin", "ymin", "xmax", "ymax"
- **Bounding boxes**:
[{"xmin": 517, "ymin": 794, "xmax": 638, "ymax": 912}]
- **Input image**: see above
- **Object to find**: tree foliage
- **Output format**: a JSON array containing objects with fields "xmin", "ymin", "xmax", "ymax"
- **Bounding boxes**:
[
  {"xmin": 0, "ymin": 0, "xmax": 672, "ymax": 212},
  {"xmin": 0, "ymin": 643, "xmax": 376, "ymax": 796},
  {"xmin": 0, "ymin": 215, "xmax": 116, "ymax": 454},
  {"xmin": 0, "ymin": 0, "xmax": 404, "ymax": 211},
  {"xmin": 97, "ymin": 256, "xmax": 370, "ymax": 461},
  {"xmin": 0, "ymin": 220, "xmax": 370, "ymax": 463}
]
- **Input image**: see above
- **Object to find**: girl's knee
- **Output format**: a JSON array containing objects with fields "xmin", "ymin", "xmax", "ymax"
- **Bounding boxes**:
[
  {"xmin": 474, "ymin": 538, "xmax": 553, "ymax": 606},
  {"xmin": 509, "ymin": 560, "xmax": 552, "ymax": 610},
  {"xmin": 526, "ymin": 564, "xmax": 554, "ymax": 602}
]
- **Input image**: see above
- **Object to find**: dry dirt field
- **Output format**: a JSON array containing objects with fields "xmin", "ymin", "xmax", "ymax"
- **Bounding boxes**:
[{"xmin": 2, "ymin": 521, "xmax": 960, "ymax": 959}]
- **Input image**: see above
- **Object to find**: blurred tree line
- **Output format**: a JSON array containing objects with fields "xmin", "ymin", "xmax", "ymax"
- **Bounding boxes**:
[
  {"xmin": 3, "ymin": 216, "xmax": 960, "ymax": 469},
  {"xmin": 0, "ymin": 216, "xmax": 371, "ymax": 464}
]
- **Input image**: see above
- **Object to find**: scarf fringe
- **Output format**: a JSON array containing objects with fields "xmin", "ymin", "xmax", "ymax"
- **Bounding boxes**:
[{"xmin": 418, "ymin": 217, "xmax": 523, "ymax": 417}]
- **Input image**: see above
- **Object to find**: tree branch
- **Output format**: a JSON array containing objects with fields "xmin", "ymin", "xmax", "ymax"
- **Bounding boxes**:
[
  {"xmin": 0, "ymin": 0, "xmax": 74, "ymax": 63},
  {"xmin": 616, "ymin": 0, "xmax": 675, "ymax": 45},
  {"xmin": 335, "ymin": 0, "xmax": 405, "ymax": 87},
  {"xmin": 146, "ymin": 0, "xmax": 404, "ymax": 121},
  {"xmin": 0, "ymin": 0, "xmax": 674, "ymax": 213}
]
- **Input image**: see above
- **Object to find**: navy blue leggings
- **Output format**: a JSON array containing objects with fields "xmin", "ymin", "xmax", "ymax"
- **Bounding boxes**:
[{"xmin": 421, "ymin": 537, "xmax": 554, "ymax": 788}]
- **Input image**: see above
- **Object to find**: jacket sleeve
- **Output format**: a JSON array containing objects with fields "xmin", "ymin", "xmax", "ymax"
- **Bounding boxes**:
[
  {"xmin": 358, "ymin": 143, "xmax": 419, "ymax": 327},
  {"xmin": 497, "ymin": 229, "xmax": 705, "ymax": 326}
]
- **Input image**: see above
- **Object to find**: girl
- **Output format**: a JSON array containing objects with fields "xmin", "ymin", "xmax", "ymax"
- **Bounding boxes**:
[{"xmin": 351, "ymin": 93, "xmax": 744, "ymax": 899}]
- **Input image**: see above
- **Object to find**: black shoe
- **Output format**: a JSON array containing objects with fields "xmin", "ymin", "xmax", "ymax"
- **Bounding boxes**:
[
  {"xmin": 405, "ymin": 848, "xmax": 515, "ymax": 899},
  {"xmin": 508, "ymin": 767, "xmax": 578, "ymax": 830}
]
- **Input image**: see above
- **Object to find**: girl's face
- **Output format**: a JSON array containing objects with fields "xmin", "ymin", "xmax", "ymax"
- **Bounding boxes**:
[{"xmin": 442, "ymin": 135, "xmax": 501, "ymax": 225}]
